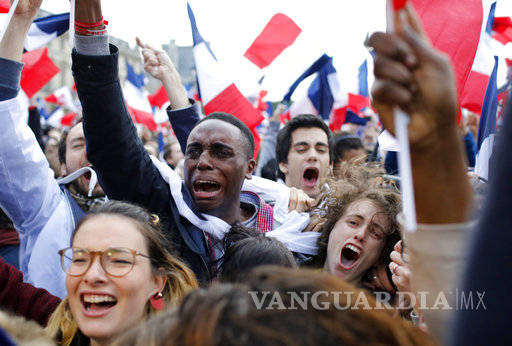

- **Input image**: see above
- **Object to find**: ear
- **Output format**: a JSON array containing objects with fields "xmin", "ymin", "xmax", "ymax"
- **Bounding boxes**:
[
  {"xmin": 279, "ymin": 162, "xmax": 289, "ymax": 175},
  {"xmin": 151, "ymin": 268, "xmax": 167, "ymax": 296},
  {"xmin": 245, "ymin": 159, "xmax": 256, "ymax": 180}
]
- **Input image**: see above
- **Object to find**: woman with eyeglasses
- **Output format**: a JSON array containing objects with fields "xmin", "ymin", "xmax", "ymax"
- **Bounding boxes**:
[{"xmin": 42, "ymin": 201, "xmax": 198, "ymax": 345}]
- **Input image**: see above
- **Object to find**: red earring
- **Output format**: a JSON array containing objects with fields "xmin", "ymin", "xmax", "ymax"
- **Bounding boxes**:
[{"xmin": 150, "ymin": 291, "xmax": 164, "ymax": 310}]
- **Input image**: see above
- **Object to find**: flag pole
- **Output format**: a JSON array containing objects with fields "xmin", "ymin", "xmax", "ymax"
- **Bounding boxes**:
[
  {"xmin": 69, "ymin": 0, "xmax": 76, "ymax": 47},
  {"xmin": 386, "ymin": 0, "xmax": 417, "ymax": 232},
  {"xmin": 0, "ymin": 0, "xmax": 20, "ymax": 41}
]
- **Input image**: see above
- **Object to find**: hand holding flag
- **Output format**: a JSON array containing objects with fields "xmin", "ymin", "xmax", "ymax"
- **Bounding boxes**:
[
  {"xmin": 370, "ymin": 3, "xmax": 458, "ymax": 148},
  {"xmin": 371, "ymin": 3, "xmax": 471, "ymax": 227}
]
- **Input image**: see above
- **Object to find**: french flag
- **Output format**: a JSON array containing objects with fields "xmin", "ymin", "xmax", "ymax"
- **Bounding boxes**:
[
  {"xmin": 0, "ymin": 3, "xmax": 69, "ymax": 50},
  {"xmin": 243, "ymin": 13, "xmax": 301, "ymax": 69},
  {"xmin": 44, "ymin": 86, "xmax": 78, "ymax": 112},
  {"xmin": 282, "ymin": 54, "xmax": 368, "ymax": 131},
  {"xmin": 123, "ymin": 61, "xmax": 158, "ymax": 132},
  {"xmin": 475, "ymin": 56, "xmax": 499, "ymax": 180},
  {"xmin": 20, "ymin": 47, "xmax": 60, "ymax": 98},
  {"xmin": 282, "ymin": 54, "xmax": 346, "ymax": 121},
  {"xmin": 357, "ymin": 50, "xmax": 376, "ymax": 98},
  {"xmin": 25, "ymin": 13, "xmax": 70, "ymax": 51},
  {"xmin": 187, "ymin": 3, "xmax": 264, "ymax": 157},
  {"xmin": 381, "ymin": 0, "xmax": 498, "ymax": 152},
  {"xmin": 410, "ymin": 0, "xmax": 496, "ymax": 117},
  {"xmin": 460, "ymin": 0, "xmax": 497, "ymax": 115}
]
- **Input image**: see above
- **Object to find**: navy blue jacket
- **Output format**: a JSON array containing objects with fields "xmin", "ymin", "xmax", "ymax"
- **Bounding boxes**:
[{"xmin": 72, "ymin": 45, "xmax": 213, "ymax": 284}]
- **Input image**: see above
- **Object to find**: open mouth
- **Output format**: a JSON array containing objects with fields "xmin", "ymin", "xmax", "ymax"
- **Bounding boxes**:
[
  {"xmin": 83, "ymin": 171, "xmax": 92, "ymax": 181},
  {"xmin": 340, "ymin": 244, "xmax": 362, "ymax": 270},
  {"xmin": 193, "ymin": 180, "xmax": 222, "ymax": 199},
  {"xmin": 81, "ymin": 294, "xmax": 117, "ymax": 315},
  {"xmin": 302, "ymin": 167, "xmax": 319, "ymax": 188}
]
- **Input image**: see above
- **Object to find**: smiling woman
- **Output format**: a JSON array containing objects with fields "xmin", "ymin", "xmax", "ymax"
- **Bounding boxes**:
[{"xmin": 45, "ymin": 201, "xmax": 198, "ymax": 346}]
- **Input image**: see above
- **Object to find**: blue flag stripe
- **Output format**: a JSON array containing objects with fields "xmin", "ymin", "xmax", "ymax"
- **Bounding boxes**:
[
  {"xmin": 33, "ymin": 13, "xmax": 69, "ymax": 36},
  {"xmin": 477, "ymin": 56, "xmax": 499, "ymax": 151},
  {"xmin": 281, "ymin": 54, "xmax": 331, "ymax": 103}
]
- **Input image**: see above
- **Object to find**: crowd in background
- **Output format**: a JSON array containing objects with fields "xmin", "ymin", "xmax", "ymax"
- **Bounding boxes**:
[{"xmin": 0, "ymin": 0, "xmax": 510, "ymax": 345}]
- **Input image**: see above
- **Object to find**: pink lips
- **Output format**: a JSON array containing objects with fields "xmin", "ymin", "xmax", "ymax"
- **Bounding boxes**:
[{"xmin": 81, "ymin": 303, "xmax": 115, "ymax": 318}]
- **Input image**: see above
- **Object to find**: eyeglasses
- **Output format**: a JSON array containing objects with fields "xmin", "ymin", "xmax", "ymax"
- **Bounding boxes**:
[{"xmin": 58, "ymin": 247, "xmax": 151, "ymax": 277}]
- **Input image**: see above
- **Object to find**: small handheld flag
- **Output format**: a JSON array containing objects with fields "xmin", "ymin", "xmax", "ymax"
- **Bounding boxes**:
[{"xmin": 386, "ymin": 0, "xmax": 417, "ymax": 233}]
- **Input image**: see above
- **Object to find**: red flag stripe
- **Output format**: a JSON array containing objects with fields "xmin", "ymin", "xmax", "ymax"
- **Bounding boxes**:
[
  {"xmin": 244, "ymin": 13, "xmax": 301, "ymax": 69},
  {"xmin": 20, "ymin": 48, "xmax": 60, "ymax": 98},
  {"xmin": 411, "ymin": 0, "xmax": 483, "ymax": 122},
  {"xmin": 461, "ymin": 71, "xmax": 490, "ymax": 114},
  {"xmin": 0, "ymin": 0, "xmax": 10, "ymax": 13},
  {"xmin": 204, "ymin": 83, "xmax": 264, "ymax": 129},
  {"xmin": 148, "ymin": 85, "xmax": 169, "ymax": 109},
  {"xmin": 393, "ymin": 0, "xmax": 408, "ymax": 11},
  {"xmin": 126, "ymin": 105, "xmax": 158, "ymax": 132}
]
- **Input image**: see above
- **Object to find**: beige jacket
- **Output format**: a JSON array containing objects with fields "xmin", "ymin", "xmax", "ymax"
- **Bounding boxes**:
[{"xmin": 402, "ymin": 221, "xmax": 476, "ymax": 344}]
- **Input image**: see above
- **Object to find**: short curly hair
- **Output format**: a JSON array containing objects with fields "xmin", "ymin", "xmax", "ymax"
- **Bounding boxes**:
[{"xmin": 316, "ymin": 170, "xmax": 402, "ymax": 270}]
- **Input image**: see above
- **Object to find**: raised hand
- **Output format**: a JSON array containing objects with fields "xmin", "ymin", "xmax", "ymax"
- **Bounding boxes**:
[
  {"xmin": 0, "ymin": 0, "xmax": 43, "ymax": 61},
  {"xmin": 368, "ymin": 3, "xmax": 458, "ymax": 150},
  {"xmin": 136, "ymin": 37, "xmax": 190, "ymax": 110},
  {"xmin": 12, "ymin": 0, "xmax": 42, "ymax": 19},
  {"xmin": 137, "ymin": 37, "xmax": 178, "ymax": 82}
]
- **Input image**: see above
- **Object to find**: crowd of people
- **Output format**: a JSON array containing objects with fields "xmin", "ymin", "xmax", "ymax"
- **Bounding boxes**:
[{"xmin": 0, "ymin": 0, "xmax": 510, "ymax": 345}]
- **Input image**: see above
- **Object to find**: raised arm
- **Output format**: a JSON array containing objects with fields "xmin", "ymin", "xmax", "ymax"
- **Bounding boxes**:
[
  {"xmin": 137, "ymin": 38, "xmax": 199, "ymax": 152},
  {"xmin": 368, "ymin": 4, "xmax": 472, "ymax": 342},
  {"xmin": 0, "ymin": 0, "xmax": 63, "ymax": 242},
  {"xmin": 370, "ymin": 7, "xmax": 471, "ymax": 225},
  {"xmin": 73, "ymin": 0, "xmax": 172, "ymax": 217}
]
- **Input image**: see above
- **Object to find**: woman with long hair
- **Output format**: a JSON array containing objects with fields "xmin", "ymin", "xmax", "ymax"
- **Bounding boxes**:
[
  {"xmin": 45, "ymin": 201, "xmax": 198, "ymax": 345},
  {"xmin": 316, "ymin": 166, "xmax": 402, "ymax": 295}
]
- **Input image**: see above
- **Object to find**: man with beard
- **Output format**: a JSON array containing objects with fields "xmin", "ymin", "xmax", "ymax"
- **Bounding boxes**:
[{"xmin": 0, "ymin": 0, "xmax": 104, "ymax": 297}]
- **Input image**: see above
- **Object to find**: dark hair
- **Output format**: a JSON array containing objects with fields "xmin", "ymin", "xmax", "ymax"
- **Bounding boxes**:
[
  {"xmin": 260, "ymin": 158, "xmax": 278, "ymax": 181},
  {"xmin": 113, "ymin": 267, "xmax": 433, "ymax": 346},
  {"xmin": 195, "ymin": 112, "xmax": 254, "ymax": 159},
  {"xmin": 275, "ymin": 114, "xmax": 334, "ymax": 180},
  {"xmin": 57, "ymin": 120, "xmax": 83, "ymax": 165},
  {"xmin": 220, "ymin": 224, "xmax": 296, "ymax": 283},
  {"xmin": 334, "ymin": 133, "xmax": 364, "ymax": 162},
  {"xmin": 57, "ymin": 130, "xmax": 68, "ymax": 165}
]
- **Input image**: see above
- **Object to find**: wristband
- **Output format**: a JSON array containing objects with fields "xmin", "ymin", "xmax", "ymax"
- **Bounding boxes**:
[
  {"xmin": 75, "ymin": 27, "xmax": 108, "ymax": 36},
  {"xmin": 74, "ymin": 17, "xmax": 107, "ymax": 29}
]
